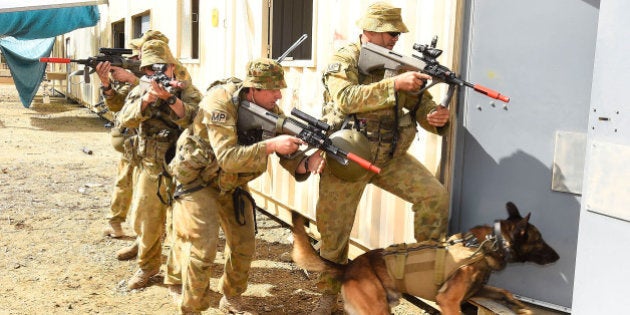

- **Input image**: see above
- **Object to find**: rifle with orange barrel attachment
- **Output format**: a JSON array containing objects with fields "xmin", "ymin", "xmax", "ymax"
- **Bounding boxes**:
[
  {"xmin": 237, "ymin": 101, "xmax": 381, "ymax": 175},
  {"xmin": 39, "ymin": 48, "xmax": 142, "ymax": 84},
  {"xmin": 359, "ymin": 36, "xmax": 510, "ymax": 106}
]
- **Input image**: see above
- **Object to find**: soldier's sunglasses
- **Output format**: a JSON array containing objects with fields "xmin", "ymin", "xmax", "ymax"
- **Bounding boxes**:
[{"xmin": 388, "ymin": 32, "xmax": 401, "ymax": 38}]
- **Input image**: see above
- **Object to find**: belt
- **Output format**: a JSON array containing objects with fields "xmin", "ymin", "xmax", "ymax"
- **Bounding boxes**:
[{"xmin": 366, "ymin": 131, "xmax": 395, "ymax": 143}]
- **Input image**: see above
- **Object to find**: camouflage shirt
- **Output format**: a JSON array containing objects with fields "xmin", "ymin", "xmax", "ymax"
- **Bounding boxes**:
[
  {"xmin": 322, "ymin": 40, "xmax": 447, "ymax": 135},
  {"xmin": 190, "ymin": 80, "xmax": 305, "ymax": 192},
  {"xmin": 103, "ymin": 77, "xmax": 137, "ymax": 113},
  {"xmin": 118, "ymin": 75, "xmax": 202, "ymax": 140}
]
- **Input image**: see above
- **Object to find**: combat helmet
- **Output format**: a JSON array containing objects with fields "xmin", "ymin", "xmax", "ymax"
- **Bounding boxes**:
[
  {"xmin": 327, "ymin": 129, "xmax": 372, "ymax": 182},
  {"xmin": 140, "ymin": 39, "xmax": 177, "ymax": 69},
  {"xmin": 242, "ymin": 58, "xmax": 287, "ymax": 90},
  {"xmin": 356, "ymin": 1, "xmax": 409, "ymax": 33}
]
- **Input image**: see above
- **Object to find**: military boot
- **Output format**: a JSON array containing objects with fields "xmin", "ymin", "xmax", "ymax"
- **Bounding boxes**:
[
  {"xmin": 310, "ymin": 293, "xmax": 339, "ymax": 315},
  {"xmin": 102, "ymin": 221, "xmax": 125, "ymax": 238},
  {"xmin": 219, "ymin": 295, "xmax": 258, "ymax": 315},
  {"xmin": 116, "ymin": 242, "xmax": 138, "ymax": 261},
  {"xmin": 127, "ymin": 267, "xmax": 159, "ymax": 290}
]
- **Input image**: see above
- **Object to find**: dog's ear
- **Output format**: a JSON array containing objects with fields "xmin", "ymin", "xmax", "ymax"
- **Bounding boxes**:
[
  {"xmin": 515, "ymin": 213, "xmax": 532, "ymax": 237},
  {"xmin": 506, "ymin": 202, "xmax": 523, "ymax": 220}
]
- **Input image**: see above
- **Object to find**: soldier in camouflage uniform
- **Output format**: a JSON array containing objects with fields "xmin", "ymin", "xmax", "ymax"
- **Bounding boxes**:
[
  {"xmin": 312, "ymin": 2, "xmax": 451, "ymax": 313},
  {"xmin": 168, "ymin": 58, "xmax": 320, "ymax": 315},
  {"xmin": 98, "ymin": 30, "xmax": 193, "ymax": 262},
  {"xmin": 117, "ymin": 39, "xmax": 202, "ymax": 290},
  {"xmin": 97, "ymin": 55, "xmax": 140, "ymax": 244}
]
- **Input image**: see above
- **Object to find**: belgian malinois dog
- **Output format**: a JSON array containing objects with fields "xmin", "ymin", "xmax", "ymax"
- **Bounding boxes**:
[{"xmin": 291, "ymin": 202, "xmax": 559, "ymax": 315}]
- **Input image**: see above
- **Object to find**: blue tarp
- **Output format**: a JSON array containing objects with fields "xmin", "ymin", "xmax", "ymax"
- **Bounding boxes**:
[
  {"xmin": 0, "ymin": 37, "xmax": 55, "ymax": 107},
  {"xmin": 0, "ymin": 6, "xmax": 100, "ymax": 107},
  {"xmin": 0, "ymin": 6, "xmax": 100, "ymax": 40}
]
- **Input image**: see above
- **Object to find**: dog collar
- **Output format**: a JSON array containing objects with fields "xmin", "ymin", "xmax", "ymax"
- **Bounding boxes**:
[{"xmin": 493, "ymin": 220, "xmax": 511, "ymax": 262}]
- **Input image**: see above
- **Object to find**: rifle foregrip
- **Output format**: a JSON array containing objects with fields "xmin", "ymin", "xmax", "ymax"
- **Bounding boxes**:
[
  {"xmin": 473, "ymin": 84, "xmax": 510, "ymax": 103},
  {"xmin": 346, "ymin": 153, "xmax": 381, "ymax": 174},
  {"xmin": 39, "ymin": 57, "xmax": 72, "ymax": 63}
]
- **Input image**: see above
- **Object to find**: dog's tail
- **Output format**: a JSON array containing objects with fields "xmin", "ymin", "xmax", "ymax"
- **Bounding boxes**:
[{"xmin": 291, "ymin": 212, "xmax": 346, "ymax": 278}]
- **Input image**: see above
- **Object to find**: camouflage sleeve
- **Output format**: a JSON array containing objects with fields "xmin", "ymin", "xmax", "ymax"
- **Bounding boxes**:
[
  {"xmin": 323, "ymin": 43, "xmax": 398, "ymax": 115},
  {"xmin": 117, "ymin": 85, "xmax": 146, "ymax": 129},
  {"xmin": 279, "ymin": 150, "xmax": 310, "ymax": 182},
  {"xmin": 201, "ymin": 88, "xmax": 268, "ymax": 173},
  {"xmin": 404, "ymin": 90, "xmax": 450, "ymax": 135},
  {"xmin": 271, "ymin": 106, "xmax": 311, "ymax": 182},
  {"xmin": 171, "ymin": 84, "xmax": 202, "ymax": 128},
  {"xmin": 104, "ymin": 82, "xmax": 135, "ymax": 112}
]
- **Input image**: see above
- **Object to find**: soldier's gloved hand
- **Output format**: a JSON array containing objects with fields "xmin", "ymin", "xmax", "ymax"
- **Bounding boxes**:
[{"xmin": 267, "ymin": 135, "xmax": 304, "ymax": 155}]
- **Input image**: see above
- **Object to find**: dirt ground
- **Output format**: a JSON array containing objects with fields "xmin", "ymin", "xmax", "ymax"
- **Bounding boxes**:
[{"xmin": 0, "ymin": 83, "xmax": 427, "ymax": 315}]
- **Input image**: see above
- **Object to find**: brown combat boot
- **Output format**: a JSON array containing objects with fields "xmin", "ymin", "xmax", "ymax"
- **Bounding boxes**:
[
  {"xmin": 310, "ymin": 294, "xmax": 339, "ymax": 315},
  {"xmin": 219, "ymin": 295, "xmax": 258, "ymax": 315},
  {"xmin": 102, "ymin": 221, "xmax": 125, "ymax": 238},
  {"xmin": 116, "ymin": 242, "xmax": 138, "ymax": 261},
  {"xmin": 127, "ymin": 267, "xmax": 159, "ymax": 290}
]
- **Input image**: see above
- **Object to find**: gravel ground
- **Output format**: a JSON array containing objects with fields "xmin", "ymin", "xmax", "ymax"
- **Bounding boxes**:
[{"xmin": 0, "ymin": 83, "xmax": 427, "ymax": 315}]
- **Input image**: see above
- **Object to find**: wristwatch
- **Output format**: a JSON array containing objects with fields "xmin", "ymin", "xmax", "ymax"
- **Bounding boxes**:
[
  {"xmin": 100, "ymin": 84, "xmax": 112, "ymax": 92},
  {"xmin": 166, "ymin": 95, "xmax": 177, "ymax": 105}
]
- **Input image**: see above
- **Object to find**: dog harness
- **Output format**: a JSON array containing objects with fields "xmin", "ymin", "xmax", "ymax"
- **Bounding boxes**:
[{"xmin": 382, "ymin": 234, "xmax": 489, "ymax": 300}]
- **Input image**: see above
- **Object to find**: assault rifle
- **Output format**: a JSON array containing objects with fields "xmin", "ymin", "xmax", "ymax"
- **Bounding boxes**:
[
  {"xmin": 358, "ymin": 36, "xmax": 510, "ymax": 105},
  {"xmin": 141, "ymin": 63, "xmax": 188, "ymax": 94},
  {"xmin": 237, "ymin": 101, "xmax": 381, "ymax": 174},
  {"xmin": 40, "ymin": 48, "xmax": 142, "ymax": 84}
]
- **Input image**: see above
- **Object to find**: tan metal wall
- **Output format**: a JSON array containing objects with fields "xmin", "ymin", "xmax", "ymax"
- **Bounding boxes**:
[{"xmin": 60, "ymin": 0, "xmax": 459, "ymax": 256}]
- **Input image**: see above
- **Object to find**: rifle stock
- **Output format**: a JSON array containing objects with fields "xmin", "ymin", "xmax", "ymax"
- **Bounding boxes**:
[{"xmin": 238, "ymin": 101, "xmax": 381, "ymax": 174}]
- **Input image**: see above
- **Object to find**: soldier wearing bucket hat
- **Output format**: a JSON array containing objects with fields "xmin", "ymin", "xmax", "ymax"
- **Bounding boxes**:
[
  {"xmin": 117, "ymin": 39, "xmax": 202, "ymax": 291},
  {"xmin": 166, "ymin": 57, "xmax": 320, "ymax": 314},
  {"xmin": 312, "ymin": 2, "xmax": 452, "ymax": 313},
  {"xmin": 96, "ymin": 30, "xmax": 193, "ymax": 267}
]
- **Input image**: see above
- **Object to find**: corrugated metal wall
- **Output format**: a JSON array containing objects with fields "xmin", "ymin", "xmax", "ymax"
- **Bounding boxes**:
[{"xmin": 59, "ymin": 0, "xmax": 459, "ymax": 256}]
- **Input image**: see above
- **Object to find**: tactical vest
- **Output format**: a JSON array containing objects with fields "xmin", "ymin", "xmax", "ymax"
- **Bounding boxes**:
[{"xmin": 382, "ymin": 237, "xmax": 486, "ymax": 301}]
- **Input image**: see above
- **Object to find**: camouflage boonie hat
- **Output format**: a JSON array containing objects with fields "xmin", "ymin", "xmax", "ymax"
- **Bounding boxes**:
[
  {"xmin": 130, "ymin": 30, "xmax": 170, "ymax": 50},
  {"xmin": 356, "ymin": 2, "xmax": 409, "ymax": 33},
  {"xmin": 140, "ymin": 40, "xmax": 177, "ymax": 69},
  {"xmin": 242, "ymin": 58, "xmax": 287, "ymax": 90}
]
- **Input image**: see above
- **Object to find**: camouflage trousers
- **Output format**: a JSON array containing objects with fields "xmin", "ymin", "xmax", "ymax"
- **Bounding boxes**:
[
  {"xmin": 171, "ymin": 185, "xmax": 256, "ymax": 313},
  {"xmin": 107, "ymin": 154, "xmax": 134, "ymax": 224},
  {"xmin": 316, "ymin": 151, "xmax": 449, "ymax": 294},
  {"xmin": 129, "ymin": 160, "xmax": 171, "ymax": 272}
]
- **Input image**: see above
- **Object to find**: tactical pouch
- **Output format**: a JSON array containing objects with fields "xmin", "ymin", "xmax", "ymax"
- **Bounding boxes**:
[
  {"xmin": 110, "ymin": 127, "xmax": 125, "ymax": 153},
  {"xmin": 382, "ymin": 240, "xmax": 483, "ymax": 300},
  {"xmin": 391, "ymin": 113, "xmax": 417, "ymax": 158},
  {"xmin": 122, "ymin": 135, "xmax": 138, "ymax": 162}
]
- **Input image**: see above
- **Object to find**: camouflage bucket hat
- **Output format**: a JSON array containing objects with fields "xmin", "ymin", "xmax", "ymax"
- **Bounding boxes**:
[
  {"xmin": 130, "ymin": 30, "xmax": 170, "ymax": 50},
  {"xmin": 242, "ymin": 58, "xmax": 287, "ymax": 89},
  {"xmin": 356, "ymin": 1, "xmax": 409, "ymax": 33},
  {"xmin": 140, "ymin": 40, "xmax": 176, "ymax": 69}
]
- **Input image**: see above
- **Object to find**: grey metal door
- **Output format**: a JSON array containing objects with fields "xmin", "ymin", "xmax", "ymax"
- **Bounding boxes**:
[{"xmin": 451, "ymin": 0, "xmax": 600, "ymax": 310}]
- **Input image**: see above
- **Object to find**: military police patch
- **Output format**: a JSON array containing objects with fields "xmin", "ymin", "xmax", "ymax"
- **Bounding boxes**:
[
  {"xmin": 210, "ymin": 110, "xmax": 229, "ymax": 123},
  {"xmin": 327, "ymin": 63, "xmax": 341, "ymax": 73}
]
